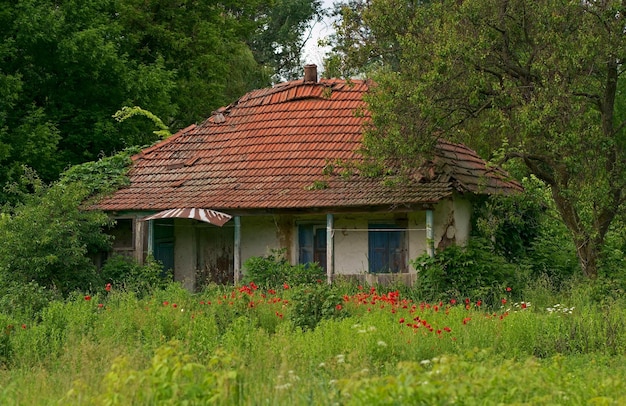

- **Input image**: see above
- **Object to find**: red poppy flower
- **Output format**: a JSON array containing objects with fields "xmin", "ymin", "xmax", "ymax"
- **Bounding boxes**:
[
  {"xmin": 163, "ymin": 301, "xmax": 169, "ymax": 306},
  {"xmin": 465, "ymin": 298, "xmax": 470, "ymax": 304},
  {"xmin": 283, "ymin": 283, "xmax": 290, "ymax": 289},
  {"xmin": 501, "ymin": 298, "xmax": 507, "ymax": 305},
  {"xmin": 506, "ymin": 287, "xmax": 512, "ymax": 292},
  {"xmin": 444, "ymin": 326, "xmax": 451, "ymax": 332},
  {"xmin": 463, "ymin": 317, "xmax": 471, "ymax": 325},
  {"xmin": 476, "ymin": 300, "xmax": 482, "ymax": 307},
  {"xmin": 21, "ymin": 324, "xmax": 26, "ymax": 329},
  {"xmin": 172, "ymin": 303, "xmax": 177, "ymax": 308},
  {"xmin": 521, "ymin": 302, "xmax": 527, "ymax": 309},
  {"xmin": 399, "ymin": 318, "xmax": 405, "ymax": 324},
  {"xmin": 84, "ymin": 295, "xmax": 91, "ymax": 301},
  {"xmin": 105, "ymin": 283, "xmax": 112, "ymax": 292},
  {"xmin": 450, "ymin": 299, "xmax": 457, "ymax": 305},
  {"xmin": 335, "ymin": 304, "xmax": 342, "ymax": 311},
  {"xmin": 98, "ymin": 303, "xmax": 103, "ymax": 308}
]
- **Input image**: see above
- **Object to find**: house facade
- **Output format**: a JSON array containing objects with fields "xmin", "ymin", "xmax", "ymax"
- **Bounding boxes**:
[{"xmin": 97, "ymin": 65, "xmax": 522, "ymax": 291}]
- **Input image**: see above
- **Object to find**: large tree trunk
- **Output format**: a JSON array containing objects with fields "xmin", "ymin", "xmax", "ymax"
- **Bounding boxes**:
[{"xmin": 573, "ymin": 237, "xmax": 599, "ymax": 279}]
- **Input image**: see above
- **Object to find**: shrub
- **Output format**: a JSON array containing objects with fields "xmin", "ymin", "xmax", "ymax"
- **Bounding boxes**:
[
  {"xmin": 99, "ymin": 254, "xmax": 169, "ymax": 297},
  {"xmin": 290, "ymin": 283, "xmax": 347, "ymax": 331},
  {"xmin": 411, "ymin": 238, "xmax": 526, "ymax": 306},
  {"xmin": 0, "ymin": 173, "xmax": 111, "ymax": 295},
  {"xmin": 242, "ymin": 249, "xmax": 325, "ymax": 289},
  {"xmin": 0, "ymin": 279, "xmax": 61, "ymax": 321}
]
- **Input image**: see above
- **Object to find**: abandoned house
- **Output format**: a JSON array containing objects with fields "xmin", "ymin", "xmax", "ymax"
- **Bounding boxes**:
[{"xmin": 96, "ymin": 65, "xmax": 522, "ymax": 291}]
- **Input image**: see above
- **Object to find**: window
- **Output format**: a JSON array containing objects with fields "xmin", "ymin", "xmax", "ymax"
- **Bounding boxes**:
[
  {"xmin": 110, "ymin": 218, "xmax": 134, "ymax": 250},
  {"xmin": 298, "ymin": 224, "xmax": 327, "ymax": 271},
  {"xmin": 368, "ymin": 224, "xmax": 406, "ymax": 273}
]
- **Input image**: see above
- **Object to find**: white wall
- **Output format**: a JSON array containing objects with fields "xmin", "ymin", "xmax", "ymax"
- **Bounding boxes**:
[
  {"xmin": 239, "ymin": 216, "xmax": 282, "ymax": 262},
  {"xmin": 174, "ymin": 219, "xmax": 196, "ymax": 291}
]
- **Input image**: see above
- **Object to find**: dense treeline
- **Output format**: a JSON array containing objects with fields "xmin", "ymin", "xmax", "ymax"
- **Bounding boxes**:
[{"xmin": 0, "ymin": 0, "xmax": 320, "ymax": 202}]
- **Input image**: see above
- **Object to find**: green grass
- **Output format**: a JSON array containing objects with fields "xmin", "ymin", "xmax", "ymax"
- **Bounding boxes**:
[{"xmin": 0, "ymin": 281, "xmax": 625, "ymax": 405}]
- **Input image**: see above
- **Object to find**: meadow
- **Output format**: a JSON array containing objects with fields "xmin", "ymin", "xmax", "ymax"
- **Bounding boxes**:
[{"xmin": 1, "ymin": 279, "xmax": 625, "ymax": 405}]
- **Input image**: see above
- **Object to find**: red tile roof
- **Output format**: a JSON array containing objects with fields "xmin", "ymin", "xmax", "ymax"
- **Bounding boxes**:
[{"xmin": 97, "ymin": 76, "xmax": 521, "ymax": 213}]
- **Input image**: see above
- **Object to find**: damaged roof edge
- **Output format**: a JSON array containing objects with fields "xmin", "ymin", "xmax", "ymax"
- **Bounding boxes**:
[{"xmin": 132, "ymin": 124, "xmax": 197, "ymax": 161}]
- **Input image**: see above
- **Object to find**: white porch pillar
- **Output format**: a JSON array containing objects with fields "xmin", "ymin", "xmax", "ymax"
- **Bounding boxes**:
[
  {"xmin": 234, "ymin": 216, "xmax": 241, "ymax": 284},
  {"xmin": 134, "ymin": 217, "xmax": 146, "ymax": 264},
  {"xmin": 147, "ymin": 219, "xmax": 154, "ymax": 256},
  {"xmin": 426, "ymin": 209, "xmax": 435, "ymax": 258},
  {"xmin": 326, "ymin": 213, "xmax": 334, "ymax": 284}
]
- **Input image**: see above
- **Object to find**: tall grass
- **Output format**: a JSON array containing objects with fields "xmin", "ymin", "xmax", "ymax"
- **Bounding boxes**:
[{"xmin": 0, "ymin": 279, "xmax": 625, "ymax": 404}]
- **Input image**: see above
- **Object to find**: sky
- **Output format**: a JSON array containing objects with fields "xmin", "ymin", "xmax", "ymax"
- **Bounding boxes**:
[{"xmin": 302, "ymin": 0, "xmax": 336, "ymax": 70}]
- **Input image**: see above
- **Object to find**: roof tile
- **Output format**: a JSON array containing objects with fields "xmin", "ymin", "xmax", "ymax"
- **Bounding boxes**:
[{"xmin": 98, "ymin": 76, "xmax": 521, "ymax": 212}]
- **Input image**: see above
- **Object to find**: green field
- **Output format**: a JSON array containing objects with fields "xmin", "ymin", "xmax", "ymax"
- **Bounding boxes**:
[{"xmin": 1, "ymin": 281, "xmax": 625, "ymax": 405}]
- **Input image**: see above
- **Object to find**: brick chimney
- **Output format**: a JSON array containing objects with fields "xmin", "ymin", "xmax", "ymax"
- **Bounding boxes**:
[{"xmin": 304, "ymin": 64, "xmax": 318, "ymax": 83}]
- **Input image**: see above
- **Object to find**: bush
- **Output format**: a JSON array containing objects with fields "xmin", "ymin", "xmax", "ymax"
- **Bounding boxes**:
[
  {"xmin": 0, "ymin": 172, "xmax": 111, "ymax": 295},
  {"xmin": 0, "ymin": 279, "xmax": 61, "ymax": 321},
  {"xmin": 290, "ymin": 283, "xmax": 347, "ymax": 331},
  {"xmin": 242, "ymin": 249, "xmax": 325, "ymax": 289},
  {"xmin": 411, "ymin": 238, "xmax": 526, "ymax": 306},
  {"xmin": 99, "ymin": 254, "xmax": 169, "ymax": 297}
]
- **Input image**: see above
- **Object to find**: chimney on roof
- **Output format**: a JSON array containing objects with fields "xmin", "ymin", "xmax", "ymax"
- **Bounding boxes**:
[{"xmin": 304, "ymin": 64, "xmax": 318, "ymax": 83}]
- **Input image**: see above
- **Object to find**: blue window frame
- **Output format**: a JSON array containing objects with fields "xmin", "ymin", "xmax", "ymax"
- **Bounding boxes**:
[
  {"xmin": 368, "ymin": 224, "xmax": 406, "ymax": 273},
  {"xmin": 298, "ymin": 224, "xmax": 327, "ymax": 271}
]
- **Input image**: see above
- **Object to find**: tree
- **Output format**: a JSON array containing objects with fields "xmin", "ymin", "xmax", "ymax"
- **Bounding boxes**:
[
  {"xmin": 328, "ymin": 0, "xmax": 626, "ymax": 278},
  {"xmin": 0, "ymin": 0, "xmax": 321, "ymax": 204},
  {"xmin": 0, "ymin": 169, "xmax": 112, "ymax": 295},
  {"xmin": 250, "ymin": 0, "xmax": 324, "ymax": 81}
]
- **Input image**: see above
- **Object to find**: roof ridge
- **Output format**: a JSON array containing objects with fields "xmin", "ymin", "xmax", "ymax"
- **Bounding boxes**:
[{"xmin": 199, "ymin": 78, "xmax": 369, "ymax": 127}]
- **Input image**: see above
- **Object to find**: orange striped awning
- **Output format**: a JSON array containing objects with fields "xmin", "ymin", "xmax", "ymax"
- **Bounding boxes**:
[{"xmin": 141, "ymin": 208, "xmax": 232, "ymax": 227}]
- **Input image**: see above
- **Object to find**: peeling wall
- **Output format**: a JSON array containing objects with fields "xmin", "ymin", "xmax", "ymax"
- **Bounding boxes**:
[{"xmin": 197, "ymin": 223, "xmax": 234, "ymax": 285}]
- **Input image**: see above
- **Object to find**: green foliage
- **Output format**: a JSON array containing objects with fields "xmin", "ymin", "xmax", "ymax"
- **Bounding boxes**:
[
  {"xmin": 0, "ymin": 280, "xmax": 61, "ymax": 322},
  {"xmin": 91, "ymin": 342, "xmax": 240, "ymax": 405},
  {"xmin": 2, "ymin": 280, "xmax": 626, "ymax": 403},
  {"xmin": 0, "ymin": 0, "xmax": 321, "ymax": 206},
  {"xmin": 242, "ymin": 249, "xmax": 326, "ymax": 288},
  {"xmin": 329, "ymin": 0, "xmax": 626, "ymax": 278},
  {"xmin": 473, "ymin": 176, "xmax": 579, "ymax": 285},
  {"xmin": 250, "ymin": 0, "xmax": 323, "ymax": 80},
  {"xmin": 59, "ymin": 147, "xmax": 139, "ymax": 198},
  {"xmin": 113, "ymin": 106, "xmax": 171, "ymax": 140},
  {"xmin": 99, "ymin": 254, "xmax": 169, "ymax": 298},
  {"xmin": 411, "ymin": 239, "xmax": 525, "ymax": 306},
  {"xmin": 0, "ymin": 172, "xmax": 112, "ymax": 295},
  {"xmin": 290, "ymin": 283, "xmax": 347, "ymax": 331}
]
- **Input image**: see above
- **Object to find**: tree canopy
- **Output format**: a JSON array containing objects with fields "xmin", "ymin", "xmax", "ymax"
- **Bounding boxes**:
[
  {"xmin": 327, "ymin": 0, "xmax": 626, "ymax": 278},
  {"xmin": 0, "ymin": 0, "xmax": 321, "ymax": 202}
]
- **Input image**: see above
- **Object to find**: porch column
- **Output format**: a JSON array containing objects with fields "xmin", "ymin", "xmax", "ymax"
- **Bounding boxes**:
[
  {"xmin": 326, "ymin": 213, "xmax": 334, "ymax": 284},
  {"xmin": 234, "ymin": 216, "xmax": 241, "ymax": 285},
  {"xmin": 147, "ymin": 219, "xmax": 154, "ymax": 256},
  {"xmin": 134, "ymin": 217, "xmax": 146, "ymax": 264},
  {"xmin": 426, "ymin": 209, "xmax": 435, "ymax": 258}
]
